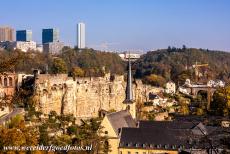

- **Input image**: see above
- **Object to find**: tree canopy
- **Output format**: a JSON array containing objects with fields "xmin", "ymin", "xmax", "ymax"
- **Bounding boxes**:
[{"xmin": 134, "ymin": 47, "xmax": 230, "ymax": 85}]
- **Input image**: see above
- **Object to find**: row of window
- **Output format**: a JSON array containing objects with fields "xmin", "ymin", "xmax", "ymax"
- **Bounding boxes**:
[
  {"xmin": 121, "ymin": 152, "xmax": 169, "ymax": 154},
  {"xmin": 120, "ymin": 152, "xmax": 146, "ymax": 154},
  {"xmin": 0, "ymin": 77, "xmax": 14, "ymax": 87}
]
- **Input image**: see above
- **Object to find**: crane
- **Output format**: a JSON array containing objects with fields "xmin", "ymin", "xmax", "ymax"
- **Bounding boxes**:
[{"xmin": 192, "ymin": 62, "xmax": 209, "ymax": 83}]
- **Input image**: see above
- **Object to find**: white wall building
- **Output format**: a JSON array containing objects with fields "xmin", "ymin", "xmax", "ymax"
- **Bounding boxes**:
[
  {"xmin": 77, "ymin": 22, "xmax": 85, "ymax": 49},
  {"xmin": 13, "ymin": 41, "xmax": 36, "ymax": 52},
  {"xmin": 36, "ymin": 44, "xmax": 43, "ymax": 52},
  {"xmin": 118, "ymin": 52, "xmax": 141, "ymax": 60},
  {"xmin": 165, "ymin": 81, "xmax": 176, "ymax": 94},
  {"xmin": 207, "ymin": 80, "xmax": 225, "ymax": 87},
  {"xmin": 0, "ymin": 41, "xmax": 36, "ymax": 52}
]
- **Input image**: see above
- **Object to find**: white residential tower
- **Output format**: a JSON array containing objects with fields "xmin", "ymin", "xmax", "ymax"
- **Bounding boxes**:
[{"xmin": 77, "ymin": 22, "xmax": 85, "ymax": 49}]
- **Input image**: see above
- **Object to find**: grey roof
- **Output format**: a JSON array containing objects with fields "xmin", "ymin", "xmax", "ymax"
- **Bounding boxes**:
[
  {"xmin": 119, "ymin": 127, "xmax": 192, "ymax": 150},
  {"xmin": 138, "ymin": 121, "xmax": 210, "ymax": 136},
  {"xmin": 120, "ymin": 120, "xmax": 230, "ymax": 150},
  {"xmin": 106, "ymin": 110, "xmax": 136, "ymax": 135},
  {"xmin": 138, "ymin": 120, "xmax": 199, "ymax": 130},
  {"xmin": 192, "ymin": 122, "xmax": 208, "ymax": 135}
]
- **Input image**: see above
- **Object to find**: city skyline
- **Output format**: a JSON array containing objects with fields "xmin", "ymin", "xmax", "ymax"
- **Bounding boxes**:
[{"xmin": 0, "ymin": 0, "xmax": 230, "ymax": 51}]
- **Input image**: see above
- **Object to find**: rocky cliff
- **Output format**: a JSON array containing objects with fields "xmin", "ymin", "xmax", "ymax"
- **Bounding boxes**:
[{"xmin": 34, "ymin": 73, "xmax": 161, "ymax": 119}]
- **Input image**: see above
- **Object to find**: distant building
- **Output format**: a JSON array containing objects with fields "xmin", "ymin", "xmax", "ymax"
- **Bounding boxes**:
[
  {"xmin": 12, "ymin": 41, "xmax": 36, "ymax": 52},
  {"xmin": 0, "ymin": 72, "xmax": 17, "ymax": 98},
  {"xmin": 165, "ymin": 81, "xmax": 176, "ymax": 94},
  {"xmin": 77, "ymin": 23, "xmax": 85, "ymax": 49},
  {"xmin": 42, "ymin": 28, "xmax": 59, "ymax": 44},
  {"xmin": 16, "ymin": 30, "xmax": 32, "ymax": 41},
  {"xmin": 0, "ymin": 26, "xmax": 14, "ymax": 41},
  {"xmin": 36, "ymin": 44, "xmax": 43, "ymax": 52},
  {"xmin": 43, "ymin": 42, "xmax": 64, "ymax": 54},
  {"xmin": 0, "ymin": 41, "xmax": 36, "ymax": 52},
  {"xmin": 149, "ymin": 93, "xmax": 168, "ymax": 106},
  {"xmin": 118, "ymin": 52, "xmax": 141, "ymax": 61},
  {"xmin": 207, "ymin": 80, "xmax": 225, "ymax": 87},
  {"xmin": 0, "ymin": 41, "xmax": 10, "ymax": 49}
]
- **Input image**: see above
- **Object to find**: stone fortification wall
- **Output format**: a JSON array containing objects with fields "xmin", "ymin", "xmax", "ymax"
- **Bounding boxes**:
[{"xmin": 34, "ymin": 73, "xmax": 162, "ymax": 119}]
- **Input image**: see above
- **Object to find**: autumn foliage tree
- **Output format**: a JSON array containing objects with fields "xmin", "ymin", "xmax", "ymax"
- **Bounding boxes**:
[
  {"xmin": 0, "ymin": 115, "xmax": 39, "ymax": 152},
  {"xmin": 144, "ymin": 74, "xmax": 166, "ymax": 87},
  {"xmin": 51, "ymin": 57, "xmax": 68, "ymax": 74},
  {"xmin": 134, "ymin": 47, "xmax": 230, "ymax": 84},
  {"xmin": 211, "ymin": 86, "xmax": 230, "ymax": 116},
  {"xmin": 72, "ymin": 66, "xmax": 85, "ymax": 78}
]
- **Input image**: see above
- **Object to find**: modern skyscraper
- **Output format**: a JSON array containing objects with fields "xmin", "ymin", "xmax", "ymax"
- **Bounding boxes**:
[
  {"xmin": 77, "ymin": 23, "xmax": 85, "ymax": 49},
  {"xmin": 0, "ymin": 26, "xmax": 14, "ymax": 41},
  {"xmin": 42, "ymin": 28, "xmax": 59, "ymax": 44},
  {"xmin": 16, "ymin": 30, "xmax": 32, "ymax": 41}
]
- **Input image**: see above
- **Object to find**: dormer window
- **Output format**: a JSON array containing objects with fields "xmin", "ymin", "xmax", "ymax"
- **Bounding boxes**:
[
  {"xmin": 164, "ymin": 144, "xmax": 169, "ymax": 149},
  {"xmin": 142, "ymin": 144, "xmax": 146, "ymax": 148}
]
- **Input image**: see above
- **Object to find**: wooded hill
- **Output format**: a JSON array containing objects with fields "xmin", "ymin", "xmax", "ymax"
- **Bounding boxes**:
[
  {"xmin": 0, "ymin": 47, "xmax": 125, "ymax": 76},
  {"xmin": 133, "ymin": 47, "xmax": 230, "ymax": 86},
  {"xmin": 1, "ymin": 46, "xmax": 230, "ymax": 86}
]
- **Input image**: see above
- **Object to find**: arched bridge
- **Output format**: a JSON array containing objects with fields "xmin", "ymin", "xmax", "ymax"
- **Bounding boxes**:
[{"xmin": 180, "ymin": 85, "xmax": 217, "ymax": 110}]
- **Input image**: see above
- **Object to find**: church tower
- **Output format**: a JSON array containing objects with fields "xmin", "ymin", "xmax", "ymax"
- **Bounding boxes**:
[{"xmin": 123, "ymin": 56, "xmax": 136, "ymax": 119}]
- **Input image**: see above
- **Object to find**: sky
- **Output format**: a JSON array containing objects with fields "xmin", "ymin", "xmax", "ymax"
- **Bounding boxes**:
[{"xmin": 0, "ymin": 0, "xmax": 230, "ymax": 52}]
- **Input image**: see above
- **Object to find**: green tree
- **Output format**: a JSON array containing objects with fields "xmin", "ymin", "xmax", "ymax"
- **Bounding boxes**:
[
  {"xmin": 51, "ymin": 57, "xmax": 68, "ymax": 74},
  {"xmin": 211, "ymin": 86, "xmax": 230, "ymax": 116},
  {"xmin": 180, "ymin": 104, "xmax": 190, "ymax": 115},
  {"xmin": 196, "ymin": 108, "xmax": 204, "ymax": 116}
]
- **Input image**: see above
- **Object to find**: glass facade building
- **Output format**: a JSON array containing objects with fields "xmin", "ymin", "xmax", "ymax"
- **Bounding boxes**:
[
  {"xmin": 16, "ymin": 30, "xmax": 32, "ymax": 41},
  {"xmin": 42, "ymin": 28, "xmax": 59, "ymax": 44}
]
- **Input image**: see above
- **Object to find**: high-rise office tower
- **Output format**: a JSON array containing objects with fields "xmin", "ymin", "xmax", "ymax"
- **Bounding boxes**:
[
  {"xmin": 16, "ymin": 30, "xmax": 32, "ymax": 41},
  {"xmin": 42, "ymin": 28, "xmax": 59, "ymax": 44},
  {"xmin": 0, "ymin": 26, "xmax": 14, "ymax": 41},
  {"xmin": 77, "ymin": 23, "xmax": 85, "ymax": 49}
]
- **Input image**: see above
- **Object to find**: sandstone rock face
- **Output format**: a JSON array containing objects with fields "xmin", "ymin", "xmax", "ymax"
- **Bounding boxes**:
[{"xmin": 34, "ymin": 73, "xmax": 162, "ymax": 119}]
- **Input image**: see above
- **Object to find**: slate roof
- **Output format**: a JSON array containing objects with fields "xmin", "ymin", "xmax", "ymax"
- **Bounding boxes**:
[
  {"xmin": 119, "ymin": 127, "xmax": 192, "ymax": 150},
  {"xmin": 138, "ymin": 120, "xmax": 199, "ymax": 130},
  {"xmin": 138, "ymin": 120, "xmax": 212, "ymax": 136},
  {"xmin": 120, "ymin": 120, "xmax": 229, "ymax": 150},
  {"xmin": 106, "ymin": 110, "xmax": 136, "ymax": 135}
]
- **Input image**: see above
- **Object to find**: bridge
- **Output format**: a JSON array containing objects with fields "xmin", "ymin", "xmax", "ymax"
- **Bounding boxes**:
[{"xmin": 179, "ymin": 84, "xmax": 217, "ymax": 110}]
